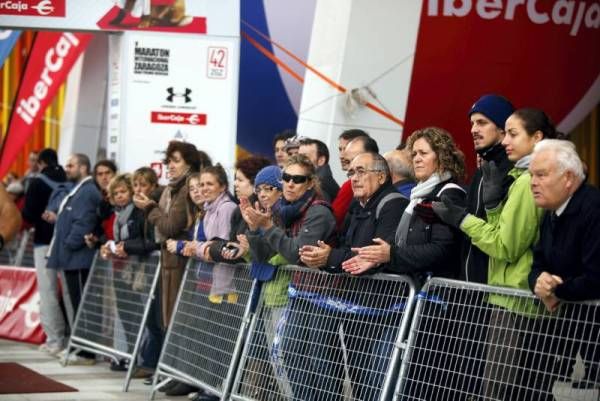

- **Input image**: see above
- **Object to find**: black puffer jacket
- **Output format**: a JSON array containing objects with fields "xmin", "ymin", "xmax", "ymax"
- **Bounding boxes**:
[
  {"xmin": 323, "ymin": 183, "xmax": 407, "ymax": 273},
  {"xmin": 385, "ymin": 180, "xmax": 466, "ymax": 285}
]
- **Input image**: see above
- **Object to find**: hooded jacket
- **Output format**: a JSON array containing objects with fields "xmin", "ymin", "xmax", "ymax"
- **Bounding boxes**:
[
  {"xmin": 21, "ymin": 165, "xmax": 67, "ymax": 245},
  {"xmin": 461, "ymin": 167, "xmax": 544, "ymax": 313}
]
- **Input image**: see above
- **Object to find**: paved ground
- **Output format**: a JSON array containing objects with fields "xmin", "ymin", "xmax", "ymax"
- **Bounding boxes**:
[{"xmin": 0, "ymin": 339, "xmax": 181, "ymax": 401}]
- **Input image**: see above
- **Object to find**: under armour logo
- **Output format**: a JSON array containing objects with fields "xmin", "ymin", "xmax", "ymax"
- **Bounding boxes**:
[{"xmin": 166, "ymin": 87, "xmax": 192, "ymax": 103}]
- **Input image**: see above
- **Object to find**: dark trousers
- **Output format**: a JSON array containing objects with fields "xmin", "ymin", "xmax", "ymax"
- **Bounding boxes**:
[
  {"xmin": 283, "ymin": 298, "xmax": 344, "ymax": 401},
  {"xmin": 138, "ymin": 280, "xmax": 164, "ymax": 370},
  {"xmin": 63, "ymin": 268, "xmax": 95, "ymax": 359}
]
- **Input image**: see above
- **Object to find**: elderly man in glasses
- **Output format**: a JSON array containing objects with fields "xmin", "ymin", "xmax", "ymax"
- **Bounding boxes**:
[
  {"xmin": 527, "ymin": 139, "xmax": 600, "ymax": 391},
  {"xmin": 299, "ymin": 151, "xmax": 408, "ymax": 401}
]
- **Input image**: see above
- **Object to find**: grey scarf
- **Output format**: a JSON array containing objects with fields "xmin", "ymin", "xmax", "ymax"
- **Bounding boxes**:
[
  {"xmin": 394, "ymin": 172, "xmax": 450, "ymax": 246},
  {"xmin": 113, "ymin": 203, "xmax": 135, "ymax": 242},
  {"xmin": 515, "ymin": 154, "xmax": 533, "ymax": 169}
]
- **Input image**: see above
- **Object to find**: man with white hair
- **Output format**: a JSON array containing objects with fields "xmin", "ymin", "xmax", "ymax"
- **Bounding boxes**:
[{"xmin": 528, "ymin": 139, "xmax": 599, "ymax": 390}]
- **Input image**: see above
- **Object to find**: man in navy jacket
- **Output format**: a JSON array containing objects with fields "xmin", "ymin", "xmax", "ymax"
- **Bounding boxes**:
[
  {"xmin": 528, "ymin": 139, "xmax": 600, "ymax": 390},
  {"xmin": 47, "ymin": 153, "xmax": 101, "ymax": 364}
]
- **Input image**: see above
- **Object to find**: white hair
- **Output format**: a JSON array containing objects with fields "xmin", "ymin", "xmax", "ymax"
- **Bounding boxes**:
[{"xmin": 532, "ymin": 139, "xmax": 585, "ymax": 180}]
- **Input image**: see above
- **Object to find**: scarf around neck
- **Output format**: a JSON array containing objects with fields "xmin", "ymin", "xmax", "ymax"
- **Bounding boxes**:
[
  {"xmin": 395, "ymin": 171, "xmax": 451, "ymax": 246},
  {"xmin": 274, "ymin": 189, "xmax": 316, "ymax": 228},
  {"xmin": 113, "ymin": 202, "xmax": 135, "ymax": 242}
]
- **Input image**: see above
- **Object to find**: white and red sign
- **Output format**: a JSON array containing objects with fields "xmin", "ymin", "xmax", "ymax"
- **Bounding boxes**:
[
  {"xmin": 0, "ymin": 31, "xmax": 92, "ymax": 178},
  {"xmin": 151, "ymin": 111, "xmax": 207, "ymax": 125},
  {"xmin": 0, "ymin": 0, "xmax": 65, "ymax": 17},
  {"xmin": 0, "ymin": 266, "xmax": 45, "ymax": 344},
  {"xmin": 0, "ymin": 0, "xmax": 239, "ymax": 37},
  {"xmin": 207, "ymin": 47, "xmax": 228, "ymax": 79},
  {"xmin": 108, "ymin": 31, "xmax": 239, "ymax": 181}
]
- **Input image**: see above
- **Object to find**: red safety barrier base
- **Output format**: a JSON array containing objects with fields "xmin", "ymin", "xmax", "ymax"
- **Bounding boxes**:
[{"xmin": 0, "ymin": 266, "xmax": 45, "ymax": 344}]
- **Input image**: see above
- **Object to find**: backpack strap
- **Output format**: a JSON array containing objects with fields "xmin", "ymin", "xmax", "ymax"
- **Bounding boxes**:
[{"xmin": 375, "ymin": 192, "xmax": 407, "ymax": 220}]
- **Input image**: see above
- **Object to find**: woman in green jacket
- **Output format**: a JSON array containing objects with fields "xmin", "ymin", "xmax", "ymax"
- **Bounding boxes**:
[{"xmin": 434, "ymin": 108, "xmax": 559, "ymax": 401}]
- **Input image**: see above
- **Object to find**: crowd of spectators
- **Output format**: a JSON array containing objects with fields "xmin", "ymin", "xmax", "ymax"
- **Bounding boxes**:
[{"xmin": 0, "ymin": 93, "xmax": 598, "ymax": 401}]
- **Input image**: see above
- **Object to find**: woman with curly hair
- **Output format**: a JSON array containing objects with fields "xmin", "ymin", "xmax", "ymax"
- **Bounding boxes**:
[
  {"xmin": 341, "ymin": 127, "xmax": 467, "ymax": 400},
  {"xmin": 343, "ymin": 126, "xmax": 466, "ymax": 280}
]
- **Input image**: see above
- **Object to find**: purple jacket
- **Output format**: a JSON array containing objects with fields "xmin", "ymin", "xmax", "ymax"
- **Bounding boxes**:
[{"xmin": 196, "ymin": 192, "xmax": 237, "ymax": 258}]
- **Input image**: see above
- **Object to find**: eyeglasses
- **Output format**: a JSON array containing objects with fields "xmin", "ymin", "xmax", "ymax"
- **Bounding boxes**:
[
  {"xmin": 254, "ymin": 185, "xmax": 278, "ymax": 195},
  {"xmin": 346, "ymin": 168, "xmax": 380, "ymax": 179},
  {"xmin": 281, "ymin": 173, "xmax": 310, "ymax": 184}
]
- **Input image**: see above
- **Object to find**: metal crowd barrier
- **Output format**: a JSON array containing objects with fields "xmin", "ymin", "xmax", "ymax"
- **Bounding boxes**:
[
  {"xmin": 231, "ymin": 265, "xmax": 417, "ymax": 401},
  {"xmin": 150, "ymin": 260, "xmax": 256, "ymax": 401},
  {"xmin": 394, "ymin": 278, "xmax": 600, "ymax": 401},
  {"xmin": 0, "ymin": 228, "xmax": 34, "ymax": 267},
  {"xmin": 64, "ymin": 252, "xmax": 161, "ymax": 391}
]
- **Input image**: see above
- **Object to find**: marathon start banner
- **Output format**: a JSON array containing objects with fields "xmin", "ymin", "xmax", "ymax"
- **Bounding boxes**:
[{"xmin": 0, "ymin": 266, "xmax": 45, "ymax": 344}]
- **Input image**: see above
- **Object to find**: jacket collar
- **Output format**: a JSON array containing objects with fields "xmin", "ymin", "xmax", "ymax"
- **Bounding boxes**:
[
  {"xmin": 559, "ymin": 182, "xmax": 587, "ymax": 217},
  {"xmin": 204, "ymin": 191, "xmax": 231, "ymax": 213},
  {"xmin": 360, "ymin": 182, "xmax": 395, "ymax": 210}
]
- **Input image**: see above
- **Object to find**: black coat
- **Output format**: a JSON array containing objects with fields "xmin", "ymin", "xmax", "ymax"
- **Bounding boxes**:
[
  {"xmin": 323, "ymin": 183, "xmax": 408, "ymax": 272},
  {"xmin": 317, "ymin": 164, "xmax": 340, "ymax": 203},
  {"xmin": 21, "ymin": 165, "xmax": 67, "ymax": 245},
  {"xmin": 462, "ymin": 143, "xmax": 512, "ymax": 283},
  {"xmin": 385, "ymin": 180, "xmax": 466, "ymax": 284},
  {"xmin": 121, "ymin": 207, "xmax": 160, "ymax": 257},
  {"xmin": 528, "ymin": 183, "xmax": 600, "ymax": 302}
]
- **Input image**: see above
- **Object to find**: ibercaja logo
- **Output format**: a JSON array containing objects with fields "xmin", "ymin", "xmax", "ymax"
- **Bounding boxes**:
[{"xmin": 0, "ymin": 0, "xmax": 66, "ymax": 17}]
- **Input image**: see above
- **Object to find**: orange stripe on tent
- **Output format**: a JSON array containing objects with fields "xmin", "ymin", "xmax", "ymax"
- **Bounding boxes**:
[
  {"xmin": 242, "ymin": 20, "xmax": 404, "ymax": 127},
  {"xmin": 241, "ymin": 32, "xmax": 304, "ymax": 85}
]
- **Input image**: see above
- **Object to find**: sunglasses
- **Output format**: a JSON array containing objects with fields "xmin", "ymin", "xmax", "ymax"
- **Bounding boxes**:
[{"xmin": 281, "ymin": 173, "xmax": 310, "ymax": 184}]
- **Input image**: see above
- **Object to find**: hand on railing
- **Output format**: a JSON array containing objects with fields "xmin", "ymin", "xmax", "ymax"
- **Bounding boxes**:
[
  {"xmin": 534, "ymin": 272, "xmax": 564, "ymax": 312},
  {"xmin": 221, "ymin": 242, "xmax": 246, "ymax": 260},
  {"xmin": 299, "ymin": 240, "xmax": 331, "ymax": 269},
  {"xmin": 341, "ymin": 254, "xmax": 377, "ymax": 275},
  {"xmin": 352, "ymin": 238, "xmax": 391, "ymax": 264},
  {"xmin": 114, "ymin": 242, "xmax": 128, "ymax": 258},
  {"xmin": 100, "ymin": 242, "xmax": 112, "ymax": 260}
]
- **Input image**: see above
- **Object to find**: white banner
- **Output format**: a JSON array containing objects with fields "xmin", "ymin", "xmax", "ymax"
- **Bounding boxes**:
[
  {"xmin": 0, "ymin": 0, "xmax": 239, "ymax": 37},
  {"xmin": 111, "ymin": 31, "xmax": 239, "ymax": 181}
]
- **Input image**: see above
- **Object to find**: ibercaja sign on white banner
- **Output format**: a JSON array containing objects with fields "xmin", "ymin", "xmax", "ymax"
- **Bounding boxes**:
[{"xmin": 108, "ymin": 30, "xmax": 239, "ymax": 182}]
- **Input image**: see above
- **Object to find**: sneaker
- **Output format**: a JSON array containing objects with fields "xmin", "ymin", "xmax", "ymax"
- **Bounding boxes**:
[
  {"xmin": 131, "ymin": 367, "xmax": 153, "ymax": 379},
  {"xmin": 188, "ymin": 389, "xmax": 206, "ymax": 400},
  {"xmin": 61, "ymin": 353, "xmax": 96, "ymax": 366},
  {"xmin": 39, "ymin": 343, "xmax": 63, "ymax": 357},
  {"xmin": 110, "ymin": 360, "xmax": 128, "ymax": 371}
]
